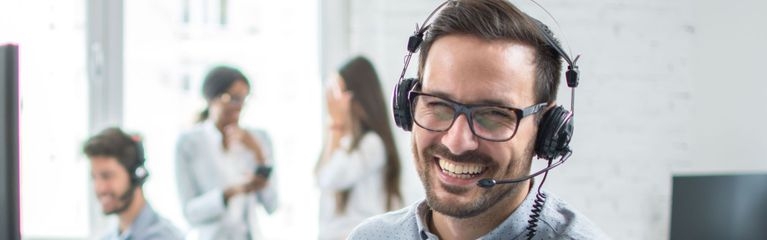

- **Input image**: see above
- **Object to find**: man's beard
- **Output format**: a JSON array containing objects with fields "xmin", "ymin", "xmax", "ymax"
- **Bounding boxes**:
[
  {"xmin": 102, "ymin": 184, "xmax": 136, "ymax": 215},
  {"xmin": 413, "ymin": 141, "xmax": 533, "ymax": 218}
]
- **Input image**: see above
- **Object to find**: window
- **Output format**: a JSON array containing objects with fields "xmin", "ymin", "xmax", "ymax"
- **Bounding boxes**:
[{"xmin": 0, "ymin": 0, "xmax": 90, "ymax": 239}]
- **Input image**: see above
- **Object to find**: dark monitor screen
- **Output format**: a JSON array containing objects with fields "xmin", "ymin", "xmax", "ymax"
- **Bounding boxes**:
[
  {"xmin": 0, "ymin": 43, "xmax": 20, "ymax": 240},
  {"xmin": 670, "ymin": 173, "xmax": 767, "ymax": 240}
]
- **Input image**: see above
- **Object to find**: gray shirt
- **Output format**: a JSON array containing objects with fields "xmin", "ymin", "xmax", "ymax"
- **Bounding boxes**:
[
  {"xmin": 102, "ymin": 204, "xmax": 184, "ymax": 240},
  {"xmin": 348, "ymin": 187, "xmax": 609, "ymax": 240}
]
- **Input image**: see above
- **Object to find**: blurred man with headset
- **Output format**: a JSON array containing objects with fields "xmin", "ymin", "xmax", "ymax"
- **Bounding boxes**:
[{"xmin": 84, "ymin": 127, "xmax": 183, "ymax": 240}]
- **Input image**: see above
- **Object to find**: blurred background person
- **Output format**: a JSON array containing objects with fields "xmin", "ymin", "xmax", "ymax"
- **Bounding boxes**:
[
  {"xmin": 175, "ymin": 66, "xmax": 278, "ymax": 240},
  {"xmin": 314, "ymin": 56, "xmax": 403, "ymax": 240},
  {"xmin": 84, "ymin": 127, "xmax": 183, "ymax": 240}
]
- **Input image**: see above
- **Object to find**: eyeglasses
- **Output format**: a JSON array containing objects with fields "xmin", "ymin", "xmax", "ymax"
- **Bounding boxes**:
[
  {"xmin": 218, "ymin": 93, "xmax": 248, "ymax": 106},
  {"xmin": 409, "ymin": 91, "xmax": 546, "ymax": 142}
]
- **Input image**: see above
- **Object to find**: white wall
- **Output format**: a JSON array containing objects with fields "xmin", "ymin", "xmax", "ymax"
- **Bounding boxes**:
[
  {"xmin": 685, "ymin": 1, "xmax": 767, "ymax": 174},
  {"xmin": 320, "ymin": 0, "xmax": 767, "ymax": 239}
]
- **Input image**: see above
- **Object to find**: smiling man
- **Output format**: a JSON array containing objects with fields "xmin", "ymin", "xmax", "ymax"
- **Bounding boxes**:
[
  {"xmin": 348, "ymin": 0, "xmax": 607, "ymax": 239},
  {"xmin": 84, "ymin": 127, "xmax": 183, "ymax": 240}
]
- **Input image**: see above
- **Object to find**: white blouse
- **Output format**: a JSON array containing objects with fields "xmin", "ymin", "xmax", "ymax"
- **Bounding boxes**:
[
  {"xmin": 175, "ymin": 121, "xmax": 278, "ymax": 240},
  {"xmin": 316, "ymin": 132, "xmax": 389, "ymax": 240}
]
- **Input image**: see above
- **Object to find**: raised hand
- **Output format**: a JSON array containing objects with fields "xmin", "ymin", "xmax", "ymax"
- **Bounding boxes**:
[
  {"xmin": 224, "ymin": 125, "xmax": 267, "ymax": 165},
  {"xmin": 325, "ymin": 76, "xmax": 353, "ymax": 134}
]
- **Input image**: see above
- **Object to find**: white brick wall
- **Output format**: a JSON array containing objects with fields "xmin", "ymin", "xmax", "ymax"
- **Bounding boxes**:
[{"xmin": 320, "ymin": 0, "xmax": 767, "ymax": 239}]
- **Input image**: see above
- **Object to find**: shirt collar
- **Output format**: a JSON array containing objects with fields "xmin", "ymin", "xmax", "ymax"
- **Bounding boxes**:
[
  {"xmin": 131, "ymin": 204, "xmax": 158, "ymax": 235},
  {"xmin": 117, "ymin": 204, "xmax": 157, "ymax": 240},
  {"xmin": 415, "ymin": 201, "xmax": 436, "ymax": 240}
]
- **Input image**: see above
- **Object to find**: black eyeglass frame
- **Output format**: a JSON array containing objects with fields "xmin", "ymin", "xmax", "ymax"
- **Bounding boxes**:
[
  {"xmin": 217, "ymin": 93, "xmax": 249, "ymax": 106},
  {"xmin": 408, "ymin": 91, "xmax": 547, "ymax": 142}
]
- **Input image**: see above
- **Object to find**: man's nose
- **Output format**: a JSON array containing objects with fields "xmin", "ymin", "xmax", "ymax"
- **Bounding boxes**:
[
  {"xmin": 440, "ymin": 114, "xmax": 479, "ymax": 155},
  {"xmin": 93, "ymin": 178, "xmax": 109, "ymax": 194}
]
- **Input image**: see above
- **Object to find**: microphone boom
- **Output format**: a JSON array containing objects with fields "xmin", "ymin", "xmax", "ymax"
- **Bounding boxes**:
[{"xmin": 476, "ymin": 151, "xmax": 571, "ymax": 188}]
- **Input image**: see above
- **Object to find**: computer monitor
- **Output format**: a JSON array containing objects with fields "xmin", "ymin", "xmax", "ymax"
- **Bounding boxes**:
[
  {"xmin": 670, "ymin": 173, "xmax": 767, "ymax": 240},
  {"xmin": 0, "ymin": 43, "xmax": 21, "ymax": 240}
]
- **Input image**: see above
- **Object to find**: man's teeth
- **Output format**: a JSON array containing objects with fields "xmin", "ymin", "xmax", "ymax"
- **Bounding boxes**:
[{"xmin": 438, "ymin": 159, "xmax": 485, "ymax": 178}]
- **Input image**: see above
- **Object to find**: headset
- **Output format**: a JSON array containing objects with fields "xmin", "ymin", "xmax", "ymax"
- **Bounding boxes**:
[
  {"xmin": 391, "ymin": 0, "xmax": 580, "ymax": 161},
  {"xmin": 128, "ymin": 135, "xmax": 149, "ymax": 187}
]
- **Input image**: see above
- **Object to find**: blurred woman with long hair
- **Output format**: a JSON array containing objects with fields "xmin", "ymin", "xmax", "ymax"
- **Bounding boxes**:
[{"xmin": 315, "ymin": 56, "xmax": 403, "ymax": 240}]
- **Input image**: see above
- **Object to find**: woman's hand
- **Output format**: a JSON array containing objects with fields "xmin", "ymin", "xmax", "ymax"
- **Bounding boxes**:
[
  {"xmin": 318, "ymin": 76, "xmax": 353, "ymax": 171},
  {"xmin": 325, "ymin": 77, "xmax": 353, "ymax": 134},
  {"xmin": 224, "ymin": 125, "xmax": 267, "ymax": 165},
  {"xmin": 241, "ymin": 174, "xmax": 268, "ymax": 192},
  {"xmin": 223, "ymin": 175, "xmax": 269, "ymax": 203}
]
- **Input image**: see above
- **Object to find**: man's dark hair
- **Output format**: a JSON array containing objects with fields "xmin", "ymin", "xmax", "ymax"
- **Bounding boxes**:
[
  {"xmin": 417, "ymin": 0, "xmax": 563, "ymax": 104},
  {"xmin": 83, "ymin": 127, "xmax": 141, "ymax": 176}
]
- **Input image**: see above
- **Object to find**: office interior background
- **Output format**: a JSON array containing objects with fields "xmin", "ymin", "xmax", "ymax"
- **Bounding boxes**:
[{"xmin": 2, "ymin": 0, "xmax": 767, "ymax": 239}]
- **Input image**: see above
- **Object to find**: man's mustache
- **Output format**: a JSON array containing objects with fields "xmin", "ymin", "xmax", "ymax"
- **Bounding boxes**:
[{"xmin": 425, "ymin": 143, "xmax": 493, "ymax": 164}]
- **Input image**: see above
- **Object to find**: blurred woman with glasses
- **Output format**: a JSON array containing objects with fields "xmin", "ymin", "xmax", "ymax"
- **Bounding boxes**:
[
  {"xmin": 315, "ymin": 56, "xmax": 403, "ymax": 240},
  {"xmin": 175, "ymin": 66, "xmax": 278, "ymax": 240}
]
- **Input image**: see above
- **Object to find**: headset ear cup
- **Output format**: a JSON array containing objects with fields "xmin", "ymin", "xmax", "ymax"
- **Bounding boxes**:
[
  {"xmin": 392, "ymin": 78, "xmax": 418, "ymax": 131},
  {"xmin": 133, "ymin": 166, "xmax": 148, "ymax": 186},
  {"xmin": 131, "ymin": 139, "xmax": 149, "ymax": 186},
  {"xmin": 535, "ymin": 106, "xmax": 574, "ymax": 160}
]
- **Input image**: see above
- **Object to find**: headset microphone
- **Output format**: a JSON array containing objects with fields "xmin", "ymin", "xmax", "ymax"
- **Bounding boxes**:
[{"xmin": 477, "ymin": 150, "xmax": 571, "ymax": 188}]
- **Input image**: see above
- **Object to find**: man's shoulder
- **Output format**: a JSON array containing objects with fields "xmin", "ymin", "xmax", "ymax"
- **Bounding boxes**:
[
  {"xmin": 140, "ymin": 225, "xmax": 184, "ymax": 240},
  {"xmin": 98, "ymin": 222, "xmax": 119, "ymax": 240},
  {"xmin": 538, "ymin": 192, "xmax": 610, "ymax": 239},
  {"xmin": 98, "ymin": 222, "xmax": 182, "ymax": 240},
  {"xmin": 135, "ymin": 217, "xmax": 184, "ymax": 240},
  {"xmin": 135, "ymin": 205, "xmax": 185, "ymax": 240},
  {"xmin": 348, "ymin": 202, "xmax": 422, "ymax": 240}
]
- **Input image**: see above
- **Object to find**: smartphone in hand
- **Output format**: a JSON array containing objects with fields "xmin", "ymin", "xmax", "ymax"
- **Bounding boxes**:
[{"xmin": 254, "ymin": 166, "xmax": 273, "ymax": 179}]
